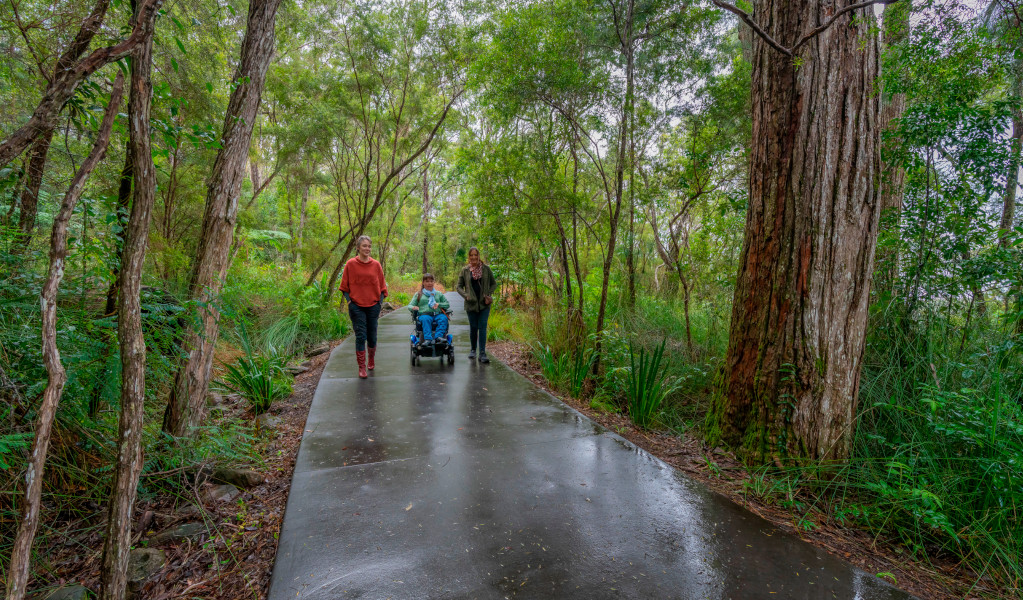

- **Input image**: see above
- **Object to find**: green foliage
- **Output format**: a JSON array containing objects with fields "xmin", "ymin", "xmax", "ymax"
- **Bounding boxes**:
[
  {"xmin": 216, "ymin": 353, "xmax": 292, "ymax": 415},
  {"xmin": 0, "ymin": 432, "xmax": 31, "ymax": 470},
  {"xmin": 487, "ymin": 308, "xmax": 529, "ymax": 343},
  {"xmin": 627, "ymin": 339, "xmax": 677, "ymax": 429},
  {"xmin": 216, "ymin": 325, "xmax": 292, "ymax": 415}
]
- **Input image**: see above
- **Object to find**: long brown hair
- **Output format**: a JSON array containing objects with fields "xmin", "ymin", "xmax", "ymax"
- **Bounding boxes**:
[{"xmin": 415, "ymin": 272, "xmax": 435, "ymax": 304}]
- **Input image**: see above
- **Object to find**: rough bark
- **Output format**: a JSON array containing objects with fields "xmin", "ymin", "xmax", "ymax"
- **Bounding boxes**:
[
  {"xmin": 709, "ymin": 0, "xmax": 881, "ymax": 463},
  {"xmin": 0, "ymin": 0, "xmax": 162, "ymax": 170},
  {"xmin": 5, "ymin": 72, "xmax": 124, "ymax": 600},
  {"xmin": 99, "ymin": 17, "xmax": 156, "ymax": 597},
  {"xmin": 163, "ymin": 0, "xmax": 283, "ymax": 437},
  {"xmin": 13, "ymin": 0, "xmax": 112, "ymax": 247}
]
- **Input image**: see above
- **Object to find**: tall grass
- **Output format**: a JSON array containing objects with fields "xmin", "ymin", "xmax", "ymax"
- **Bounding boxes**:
[
  {"xmin": 840, "ymin": 314, "xmax": 1023, "ymax": 590},
  {"xmin": 531, "ymin": 342, "xmax": 594, "ymax": 398},
  {"xmin": 627, "ymin": 339, "xmax": 678, "ymax": 428}
]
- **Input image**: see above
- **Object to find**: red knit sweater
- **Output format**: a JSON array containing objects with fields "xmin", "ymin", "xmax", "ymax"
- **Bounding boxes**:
[{"xmin": 338, "ymin": 257, "xmax": 388, "ymax": 307}]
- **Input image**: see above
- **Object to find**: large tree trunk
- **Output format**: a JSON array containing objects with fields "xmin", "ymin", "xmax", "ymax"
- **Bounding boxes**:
[
  {"xmin": 874, "ymin": 0, "xmax": 910, "ymax": 296},
  {"xmin": 99, "ymin": 16, "xmax": 156, "ymax": 598},
  {"xmin": 5, "ymin": 72, "xmax": 123, "ymax": 600},
  {"xmin": 708, "ymin": 0, "xmax": 881, "ymax": 463},
  {"xmin": 163, "ymin": 0, "xmax": 283, "ymax": 436}
]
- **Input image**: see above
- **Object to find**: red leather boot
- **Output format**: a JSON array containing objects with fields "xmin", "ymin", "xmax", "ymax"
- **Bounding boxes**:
[
  {"xmin": 368, "ymin": 347, "xmax": 376, "ymax": 370},
  {"xmin": 356, "ymin": 350, "xmax": 368, "ymax": 378}
]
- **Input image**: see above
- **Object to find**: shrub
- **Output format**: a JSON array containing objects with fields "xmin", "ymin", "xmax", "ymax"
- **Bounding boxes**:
[{"xmin": 216, "ymin": 351, "xmax": 292, "ymax": 414}]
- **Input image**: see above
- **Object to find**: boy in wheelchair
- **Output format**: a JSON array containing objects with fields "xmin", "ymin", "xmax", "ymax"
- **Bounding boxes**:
[{"xmin": 408, "ymin": 273, "xmax": 450, "ymax": 345}]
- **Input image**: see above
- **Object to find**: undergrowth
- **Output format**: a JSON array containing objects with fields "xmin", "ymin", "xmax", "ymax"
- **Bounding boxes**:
[{"xmin": 514, "ymin": 287, "xmax": 1023, "ymax": 596}]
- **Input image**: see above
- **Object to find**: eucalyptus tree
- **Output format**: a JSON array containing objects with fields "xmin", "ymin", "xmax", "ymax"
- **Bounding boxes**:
[
  {"xmin": 5, "ymin": 71, "xmax": 124, "ymax": 600},
  {"xmin": 707, "ymin": 0, "xmax": 885, "ymax": 463},
  {"xmin": 294, "ymin": 0, "xmax": 465, "ymax": 296},
  {"xmin": 100, "ymin": 0, "xmax": 159, "ymax": 593},
  {"xmin": 875, "ymin": 0, "xmax": 911, "ymax": 295},
  {"xmin": 8, "ymin": 0, "xmax": 111, "ymax": 249},
  {"xmin": 474, "ymin": 0, "xmax": 717, "ymax": 350},
  {"xmin": 164, "ymin": 0, "xmax": 284, "ymax": 437},
  {"xmin": 881, "ymin": 4, "xmax": 1011, "ymax": 326}
]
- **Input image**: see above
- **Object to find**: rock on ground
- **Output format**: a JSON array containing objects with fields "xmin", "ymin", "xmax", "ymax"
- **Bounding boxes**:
[
  {"xmin": 151, "ymin": 522, "xmax": 208, "ymax": 545},
  {"xmin": 32, "ymin": 586, "xmax": 91, "ymax": 600},
  {"xmin": 128, "ymin": 547, "xmax": 166, "ymax": 585}
]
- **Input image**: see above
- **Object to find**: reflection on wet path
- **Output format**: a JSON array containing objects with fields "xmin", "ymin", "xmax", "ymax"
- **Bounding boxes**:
[{"xmin": 269, "ymin": 295, "xmax": 913, "ymax": 599}]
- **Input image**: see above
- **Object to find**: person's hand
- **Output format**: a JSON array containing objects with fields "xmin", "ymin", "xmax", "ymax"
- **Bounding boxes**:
[
  {"xmin": 411, "ymin": 306, "xmax": 419, "ymax": 312},
  {"xmin": 484, "ymin": 295, "xmax": 492, "ymax": 305}
]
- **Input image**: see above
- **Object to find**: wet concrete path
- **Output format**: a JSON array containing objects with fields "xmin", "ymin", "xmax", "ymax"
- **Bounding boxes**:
[{"xmin": 269, "ymin": 295, "xmax": 911, "ymax": 599}]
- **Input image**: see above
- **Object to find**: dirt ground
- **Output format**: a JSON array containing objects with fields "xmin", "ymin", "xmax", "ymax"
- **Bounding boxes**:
[
  {"xmin": 30, "ymin": 341, "xmax": 336, "ymax": 600},
  {"xmin": 487, "ymin": 340, "xmax": 1002, "ymax": 600}
]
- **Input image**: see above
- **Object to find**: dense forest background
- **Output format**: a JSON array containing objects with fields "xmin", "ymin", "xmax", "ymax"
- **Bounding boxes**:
[{"xmin": 1, "ymin": 0, "xmax": 1022, "ymax": 597}]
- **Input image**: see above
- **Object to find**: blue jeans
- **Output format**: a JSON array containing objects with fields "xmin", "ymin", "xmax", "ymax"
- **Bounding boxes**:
[
  {"xmin": 466, "ymin": 305, "xmax": 490, "ymax": 353},
  {"xmin": 418, "ymin": 313, "xmax": 448, "ymax": 340},
  {"xmin": 348, "ymin": 302, "xmax": 382, "ymax": 351}
]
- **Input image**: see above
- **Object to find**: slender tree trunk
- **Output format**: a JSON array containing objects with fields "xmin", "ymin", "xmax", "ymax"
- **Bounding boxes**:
[
  {"xmin": 103, "ymin": 146, "xmax": 134, "ymax": 316},
  {"xmin": 0, "ymin": 0, "xmax": 161, "ymax": 170},
  {"xmin": 1004, "ymin": 109, "xmax": 1023, "ymax": 334},
  {"xmin": 708, "ymin": 0, "xmax": 881, "ymax": 463},
  {"xmin": 14, "ymin": 127, "xmax": 55, "ymax": 248},
  {"xmin": 874, "ymin": 0, "xmax": 910, "ymax": 296},
  {"xmin": 594, "ymin": 0, "xmax": 634, "ymax": 354},
  {"xmin": 5, "ymin": 72, "xmax": 123, "ymax": 600},
  {"xmin": 100, "ymin": 18, "xmax": 156, "ymax": 597},
  {"xmin": 421, "ymin": 167, "xmax": 429, "ymax": 273},
  {"xmin": 296, "ymin": 184, "xmax": 309, "ymax": 267},
  {"xmin": 1002, "ymin": 110, "xmax": 1021, "ymax": 248},
  {"xmin": 163, "ymin": 0, "xmax": 283, "ymax": 436},
  {"xmin": 12, "ymin": 0, "xmax": 113, "ymax": 248},
  {"xmin": 626, "ymin": 82, "xmax": 637, "ymax": 310}
]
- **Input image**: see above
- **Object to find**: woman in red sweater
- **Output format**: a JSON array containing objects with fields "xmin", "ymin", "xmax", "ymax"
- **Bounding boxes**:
[{"xmin": 338, "ymin": 235, "xmax": 388, "ymax": 378}]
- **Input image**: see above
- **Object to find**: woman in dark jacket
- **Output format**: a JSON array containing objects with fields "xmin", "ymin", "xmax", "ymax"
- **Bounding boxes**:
[{"xmin": 456, "ymin": 247, "xmax": 497, "ymax": 363}]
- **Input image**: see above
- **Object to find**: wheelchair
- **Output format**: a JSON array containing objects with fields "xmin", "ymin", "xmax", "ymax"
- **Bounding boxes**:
[{"xmin": 410, "ymin": 310, "xmax": 454, "ymax": 365}]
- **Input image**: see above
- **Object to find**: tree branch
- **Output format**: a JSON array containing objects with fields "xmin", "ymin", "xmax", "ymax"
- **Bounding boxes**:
[
  {"xmin": 712, "ymin": 0, "xmax": 902, "ymax": 58},
  {"xmin": 711, "ymin": 0, "xmax": 791, "ymax": 56},
  {"xmin": 792, "ymin": 0, "xmax": 901, "ymax": 53}
]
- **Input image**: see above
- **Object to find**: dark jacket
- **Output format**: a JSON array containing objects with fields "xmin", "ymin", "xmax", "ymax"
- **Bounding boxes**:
[{"xmin": 456, "ymin": 264, "xmax": 497, "ymax": 313}]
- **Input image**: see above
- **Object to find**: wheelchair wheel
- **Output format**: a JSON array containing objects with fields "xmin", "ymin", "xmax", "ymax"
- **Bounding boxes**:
[
  {"xmin": 410, "ymin": 346, "xmax": 416, "ymax": 365},
  {"xmin": 447, "ymin": 348, "xmax": 454, "ymax": 365}
]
